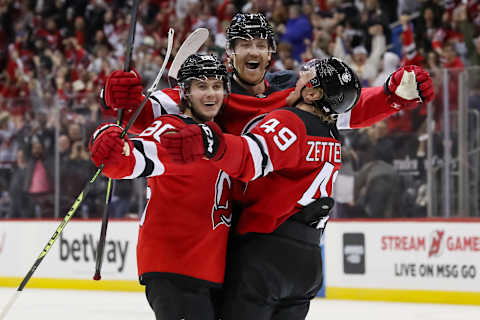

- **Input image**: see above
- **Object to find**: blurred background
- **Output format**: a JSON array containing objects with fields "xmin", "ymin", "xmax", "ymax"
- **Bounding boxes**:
[{"xmin": 0, "ymin": 0, "xmax": 478, "ymax": 220}]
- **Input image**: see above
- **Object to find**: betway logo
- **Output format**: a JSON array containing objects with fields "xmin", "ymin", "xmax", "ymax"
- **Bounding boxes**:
[{"xmin": 59, "ymin": 233, "xmax": 128, "ymax": 272}]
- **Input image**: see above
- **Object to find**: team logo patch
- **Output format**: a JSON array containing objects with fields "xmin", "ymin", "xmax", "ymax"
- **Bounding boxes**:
[
  {"xmin": 212, "ymin": 171, "xmax": 232, "ymax": 229},
  {"xmin": 341, "ymin": 72, "xmax": 351, "ymax": 83}
]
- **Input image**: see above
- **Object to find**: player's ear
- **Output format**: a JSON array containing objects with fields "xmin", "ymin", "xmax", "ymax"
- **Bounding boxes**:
[{"xmin": 302, "ymin": 87, "xmax": 323, "ymax": 103}]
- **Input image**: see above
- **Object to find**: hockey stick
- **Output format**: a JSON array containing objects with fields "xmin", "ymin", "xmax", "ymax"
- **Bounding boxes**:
[
  {"xmin": 0, "ymin": 169, "xmax": 103, "ymax": 320},
  {"xmin": 0, "ymin": 29, "xmax": 176, "ymax": 320},
  {"xmin": 93, "ymin": 0, "xmax": 140, "ymax": 281},
  {"xmin": 167, "ymin": 28, "xmax": 209, "ymax": 87},
  {"xmin": 92, "ymin": 27, "xmax": 206, "ymax": 278}
]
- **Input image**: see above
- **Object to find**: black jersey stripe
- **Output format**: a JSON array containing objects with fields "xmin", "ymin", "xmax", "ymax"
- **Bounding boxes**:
[
  {"xmin": 245, "ymin": 132, "xmax": 269, "ymax": 178},
  {"xmin": 133, "ymin": 140, "xmax": 155, "ymax": 177},
  {"xmin": 150, "ymin": 95, "xmax": 168, "ymax": 115}
]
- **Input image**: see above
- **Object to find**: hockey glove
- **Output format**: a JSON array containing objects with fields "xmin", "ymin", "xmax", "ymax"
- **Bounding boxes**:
[
  {"xmin": 384, "ymin": 65, "xmax": 435, "ymax": 110},
  {"xmin": 89, "ymin": 123, "xmax": 134, "ymax": 178},
  {"xmin": 100, "ymin": 69, "xmax": 146, "ymax": 115},
  {"xmin": 161, "ymin": 121, "xmax": 226, "ymax": 163}
]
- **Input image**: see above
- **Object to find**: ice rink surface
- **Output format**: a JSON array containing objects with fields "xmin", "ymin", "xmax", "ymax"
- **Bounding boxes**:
[{"xmin": 1, "ymin": 288, "xmax": 480, "ymax": 320}]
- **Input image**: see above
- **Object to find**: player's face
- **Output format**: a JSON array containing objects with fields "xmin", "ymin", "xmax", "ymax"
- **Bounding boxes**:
[
  {"xmin": 231, "ymin": 38, "xmax": 271, "ymax": 84},
  {"xmin": 186, "ymin": 78, "xmax": 225, "ymax": 122}
]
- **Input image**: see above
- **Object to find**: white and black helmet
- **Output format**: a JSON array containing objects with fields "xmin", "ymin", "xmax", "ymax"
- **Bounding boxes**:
[
  {"xmin": 177, "ymin": 54, "xmax": 231, "ymax": 97},
  {"xmin": 301, "ymin": 57, "xmax": 361, "ymax": 115},
  {"xmin": 226, "ymin": 13, "xmax": 276, "ymax": 52}
]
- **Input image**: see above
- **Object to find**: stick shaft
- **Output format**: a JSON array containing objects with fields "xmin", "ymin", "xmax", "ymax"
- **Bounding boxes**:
[
  {"xmin": 94, "ymin": 0, "xmax": 140, "ymax": 280},
  {"xmin": 0, "ymin": 291, "xmax": 20, "ymax": 320}
]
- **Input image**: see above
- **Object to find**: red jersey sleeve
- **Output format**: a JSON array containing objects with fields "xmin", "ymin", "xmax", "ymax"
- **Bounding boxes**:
[
  {"xmin": 120, "ymin": 88, "xmax": 181, "ymax": 134},
  {"xmin": 112, "ymin": 115, "xmax": 194, "ymax": 179},
  {"xmin": 336, "ymin": 86, "xmax": 399, "ymax": 129},
  {"xmin": 214, "ymin": 109, "xmax": 305, "ymax": 182}
]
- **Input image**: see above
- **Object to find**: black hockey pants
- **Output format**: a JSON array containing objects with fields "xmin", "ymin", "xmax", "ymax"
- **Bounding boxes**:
[
  {"xmin": 221, "ymin": 223, "xmax": 324, "ymax": 320},
  {"xmin": 144, "ymin": 277, "xmax": 216, "ymax": 320}
]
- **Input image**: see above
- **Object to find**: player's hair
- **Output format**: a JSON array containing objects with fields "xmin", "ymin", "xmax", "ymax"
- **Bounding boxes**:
[{"xmin": 177, "ymin": 54, "xmax": 230, "ymax": 113}]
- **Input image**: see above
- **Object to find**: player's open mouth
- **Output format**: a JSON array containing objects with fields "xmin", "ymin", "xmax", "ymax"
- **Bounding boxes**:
[
  {"xmin": 204, "ymin": 102, "xmax": 216, "ymax": 108},
  {"xmin": 246, "ymin": 61, "xmax": 260, "ymax": 69}
]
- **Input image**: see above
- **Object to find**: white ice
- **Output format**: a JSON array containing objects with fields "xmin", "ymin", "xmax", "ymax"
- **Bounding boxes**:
[{"xmin": 0, "ymin": 288, "xmax": 479, "ymax": 320}]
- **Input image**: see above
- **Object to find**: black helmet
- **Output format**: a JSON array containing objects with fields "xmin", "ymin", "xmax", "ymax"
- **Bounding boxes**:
[
  {"xmin": 301, "ymin": 57, "xmax": 361, "ymax": 115},
  {"xmin": 226, "ymin": 13, "xmax": 276, "ymax": 52},
  {"xmin": 177, "ymin": 54, "xmax": 230, "ymax": 96}
]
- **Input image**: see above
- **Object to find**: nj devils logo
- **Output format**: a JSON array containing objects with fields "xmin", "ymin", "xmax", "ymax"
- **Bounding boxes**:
[
  {"xmin": 212, "ymin": 171, "xmax": 232, "ymax": 229},
  {"xmin": 428, "ymin": 230, "xmax": 445, "ymax": 257}
]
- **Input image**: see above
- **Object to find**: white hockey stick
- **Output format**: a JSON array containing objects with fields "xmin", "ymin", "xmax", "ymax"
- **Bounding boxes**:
[
  {"xmin": 122, "ymin": 27, "xmax": 175, "ymax": 131},
  {"xmin": 167, "ymin": 28, "xmax": 209, "ymax": 81},
  {"xmin": 0, "ymin": 292, "xmax": 19, "ymax": 320},
  {"xmin": 0, "ymin": 28, "xmax": 177, "ymax": 320}
]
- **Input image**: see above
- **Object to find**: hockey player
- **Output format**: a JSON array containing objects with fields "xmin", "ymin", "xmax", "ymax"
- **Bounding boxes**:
[
  {"xmin": 89, "ymin": 54, "xmax": 233, "ymax": 320},
  {"xmin": 159, "ymin": 58, "xmax": 383, "ymax": 319},
  {"xmin": 99, "ymin": 13, "xmax": 434, "ymax": 137}
]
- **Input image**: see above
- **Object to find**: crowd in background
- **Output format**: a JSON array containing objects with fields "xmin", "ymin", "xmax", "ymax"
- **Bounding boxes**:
[{"xmin": 0, "ymin": 0, "xmax": 479, "ymax": 219}]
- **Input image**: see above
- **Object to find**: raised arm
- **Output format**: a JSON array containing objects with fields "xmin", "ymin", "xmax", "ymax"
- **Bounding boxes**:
[
  {"xmin": 337, "ymin": 65, "xmax": 435, "ymax": 129},
  {"xmin": 88, "ymin": 121, "xmax": 182, "ymax": 179},
  {"xmin": 100, "ymin": 70, "xmax": 181, "ymax": 134},
  {"xmin": 161, "ymin": 110, "xmax": 304, "ymax": 182}
]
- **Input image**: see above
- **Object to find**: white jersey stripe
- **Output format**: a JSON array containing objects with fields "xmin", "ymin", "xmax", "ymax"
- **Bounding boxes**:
[
  {"xmin": 336, "ymin": 109, "xmax": 352, "ymax": 130},
  {"xmin": 122, "ymin": 148, "xmax": 146, "ymax": 179},
  {"xmin": 150, "ymin": 90, "xmax": 181, "ymax": 118},
  {"xmin": 141, "ymin": 140, "xmax": 165, "ymax": 176},
  {"xmin": 243, "ymin": 134, "xmax": 273, "ymax": 181},
  {"xmin": 244, "ymin": 135, "xmax": 263, "ymax": 180},
  {"xmin": 252, "ymin": 133, "xmax": 274, "ymax": 178}
]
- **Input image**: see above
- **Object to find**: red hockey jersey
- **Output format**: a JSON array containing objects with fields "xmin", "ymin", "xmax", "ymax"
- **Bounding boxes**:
[
  {"xmin": 212, "ymin": 107, "xmax": 342, "ymax": 234},
  {"xmin": 121, "ymin": 71, "xmax": 400, "ymax": 135},
  {"xmin": 111, "ymin": 114, "xmax": 233, "ymax": 285}
]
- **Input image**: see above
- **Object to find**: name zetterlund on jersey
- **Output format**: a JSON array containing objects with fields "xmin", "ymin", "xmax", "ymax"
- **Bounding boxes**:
[{"xmin": 306, "ymin": 141, "xmax": 341, "ymax": 163}]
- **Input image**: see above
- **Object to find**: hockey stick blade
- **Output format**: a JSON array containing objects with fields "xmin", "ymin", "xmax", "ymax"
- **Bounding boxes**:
[
  {"xmin": 167, "ymin": 28, "xmax": 209, "ymax": 80},
  {"xmin": 146, "ymin": 28, "xmax": 175, "ymax": 95},
  {"xmin": 121, "ymin": 28, "xmax": 175, "ymax": 136}
]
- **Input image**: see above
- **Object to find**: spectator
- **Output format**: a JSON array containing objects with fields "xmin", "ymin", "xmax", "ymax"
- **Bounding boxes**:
[
  {"xmin": 334, "ymin": 23, "xmax": 386, "ymax": 87},
  {"xmin": 273, "ymin": 42, "xmax": 298, "ymax": 71},
  {"xmin": 355, "ymin": 137, "xmax": 401, "ymax": 218},
  {"xmin": 372, "ymin": 51, "xmax": 400, "ymax": 87},
  {"xmin": 24, "ymin": 136, "xmax": 54, "ymax": 217},
  {"xmin": 415, "ymin": 3, "xmax": 443, "ymax": 54},
  {"xmin": 0, "ymin": 111, "xmax": 17, "ymax": 184},
  {"xmin": 0, "ymin": 0, "xmax": 477, "ymax": 221},
  {"xmin": 278, "ymin": 4, "xmax": 313, "ymax": 62},
  {"xmin": 9, "ymin": 149, "xmax": 32, "ymax": 218},
  {"xmin": 61, "ymin": 138, "xmax": 96, "ymax": 218}
]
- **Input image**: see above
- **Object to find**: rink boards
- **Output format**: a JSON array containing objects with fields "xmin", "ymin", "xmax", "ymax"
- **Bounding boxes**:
[
  {"xmin": 0, "ymin": 219, "xmax": 479, "ymax": 305},
  {"xmin": 325, "ymin": 219, "xmax": 480, "ymax": 305}
]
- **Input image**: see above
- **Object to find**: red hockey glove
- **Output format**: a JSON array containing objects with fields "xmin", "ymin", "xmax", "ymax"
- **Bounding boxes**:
[
  {"xmin": 88, "ymin": 123, "xmax": 134, "ymax": 177},
  {"xmin": 101, "ymin": 69, "xmax": 144, "ymax": 113},
  {"xmin": 161, "ymin": 121, "xmax": 226, "ymax": 163},
  {"xmin": 384, "ymin": 65, "xmax": 435, "ymax": 110}
]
